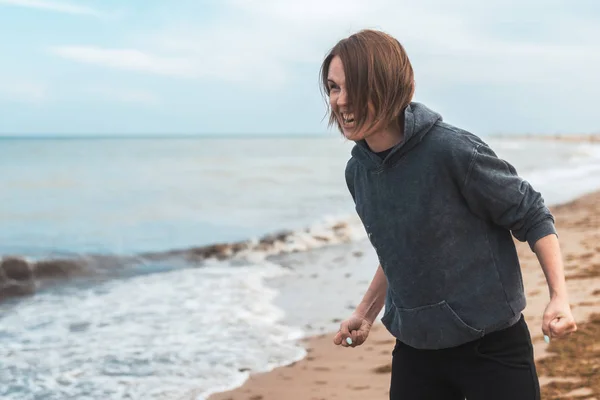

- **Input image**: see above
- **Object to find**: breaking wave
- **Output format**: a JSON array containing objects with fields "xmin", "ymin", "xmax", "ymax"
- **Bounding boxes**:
[{"xmin": 0, "ymin": 214, "xmax": 366, "ymax": 302}]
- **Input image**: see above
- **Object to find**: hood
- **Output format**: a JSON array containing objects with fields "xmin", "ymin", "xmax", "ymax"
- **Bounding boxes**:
[{"xmin": 351, "ymin": 102, "xmax": 442, "ymax": 170}]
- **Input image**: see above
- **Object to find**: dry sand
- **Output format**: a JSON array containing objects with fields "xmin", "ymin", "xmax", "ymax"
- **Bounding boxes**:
[{"xmin": 209, "ymin": 191, "xmax": 600, "ymax": 400}]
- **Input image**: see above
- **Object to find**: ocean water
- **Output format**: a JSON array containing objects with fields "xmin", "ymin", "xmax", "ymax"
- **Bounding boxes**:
[{"xmin": 1, "ymin": 135, "xmax": 599, "ymax": 399}]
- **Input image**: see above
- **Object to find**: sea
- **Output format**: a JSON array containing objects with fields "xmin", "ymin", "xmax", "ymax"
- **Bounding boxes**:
[{"xmin": 1, "ymin": 135, "xmax": 599, "ymax": 399}]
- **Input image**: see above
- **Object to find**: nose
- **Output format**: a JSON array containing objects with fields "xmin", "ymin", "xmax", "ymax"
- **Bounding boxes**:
[{"xmin": 337, "ymin": 88, "xmax": 347, "ymax": 108}]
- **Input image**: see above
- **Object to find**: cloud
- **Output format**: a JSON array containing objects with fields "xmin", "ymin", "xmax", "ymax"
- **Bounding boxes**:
[
  {"xmin": 47, "ymin": 0, "xmax": 600, "ymax": 92},
  {"xmin": 88, "ymin": 86, "xmax": 160, "ymax": 106},
  {"xmin": 49, "ymin": 46, "xmax": 196, "ymax": 78},
  {"xmin": 0, "ymin": 80, "xmax": 47, "ymax": 103},
  {"xmin": 0, "ymin": 0, "xmax": 105, "ymax": 17},
  {"xmin": 184, "ymin": 0, "xmax": 599, "ymax": 89},
  {"xmin": 50, "ymin": 39, "xmax": 291, "ymax": 86}
]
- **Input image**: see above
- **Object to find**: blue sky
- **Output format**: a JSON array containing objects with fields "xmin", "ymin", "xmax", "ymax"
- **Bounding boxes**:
[{"xmin": 0, "ymin": 0, "xmax": 599, "ymax": 136}]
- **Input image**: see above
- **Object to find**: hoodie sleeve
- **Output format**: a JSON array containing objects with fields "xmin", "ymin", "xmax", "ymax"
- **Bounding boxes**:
[{"xmin": 459, "ymin": 140, "xmax": 557, "ymax": 251}]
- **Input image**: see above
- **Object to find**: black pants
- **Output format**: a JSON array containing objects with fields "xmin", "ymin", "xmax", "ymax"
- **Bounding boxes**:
[{"xmin": 390, "ymin": 314, "xmax": 540, "ymax": 400}]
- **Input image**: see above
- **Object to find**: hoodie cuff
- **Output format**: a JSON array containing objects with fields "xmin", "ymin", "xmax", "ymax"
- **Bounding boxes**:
[{"xmin": 526, "ymin": 218, "xmax": 557, "ymax": 251}]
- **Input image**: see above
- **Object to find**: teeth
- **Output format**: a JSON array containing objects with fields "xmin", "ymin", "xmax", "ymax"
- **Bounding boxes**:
[{"xmin": 342, "ymin": 112, "xmax": 354, "ymax": 124}]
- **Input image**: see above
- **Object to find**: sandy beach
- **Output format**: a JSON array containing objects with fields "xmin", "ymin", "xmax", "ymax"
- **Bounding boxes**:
[{"xmin": 210, "ymin": 190, "xmax": 600, "ymax": 400}]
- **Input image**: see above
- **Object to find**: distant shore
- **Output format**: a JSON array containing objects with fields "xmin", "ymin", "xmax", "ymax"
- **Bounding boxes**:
[
  {"xmin": 491, "ymin": 133, "xmax": 600, "ymax": 143},
  {"xmin": 209, "ymin": 190, "xmax": 600, "ymax": 400}
]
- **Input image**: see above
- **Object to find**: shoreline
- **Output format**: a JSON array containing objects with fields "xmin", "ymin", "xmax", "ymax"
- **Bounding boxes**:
[
  {"xmin": 490, "ymin": 133, "xmax": 600, "ymax": 143},
  {"xmin": 208, "ymin": 190, "xmax": 600, "ymax": 400}
]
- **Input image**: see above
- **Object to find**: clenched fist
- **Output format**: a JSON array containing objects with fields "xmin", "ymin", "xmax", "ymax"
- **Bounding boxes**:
[
  {"xmin": 542, "ymin": 295, "xmax": 577, "ymax": 341},
  {"xmin": 333, "ymin": 314, "xmax": 372, "ymax": 348}
]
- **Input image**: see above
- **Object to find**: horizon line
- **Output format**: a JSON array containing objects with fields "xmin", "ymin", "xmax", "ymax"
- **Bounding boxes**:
[{"xmin": 0, "ymin": 132, "xmax": 597, "ymax": 140}]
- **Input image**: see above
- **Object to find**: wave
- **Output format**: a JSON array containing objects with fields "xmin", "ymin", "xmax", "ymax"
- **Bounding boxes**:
[
  {"xmin": 0, "ymin": 214, "xmax": 365, "ymax": 302},
  {"xmin": 0, "ymin": 255, "xmax": 134, "ymax": 301},
  {"xmin": 143, "ymin": 214, "xmax": 365, "ymax": 262}
]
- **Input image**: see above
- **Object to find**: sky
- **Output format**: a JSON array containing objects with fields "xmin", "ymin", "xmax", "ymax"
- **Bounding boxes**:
[{"xmin": 0, "ymin": 0, "xmax": 599, "ymax": 136}]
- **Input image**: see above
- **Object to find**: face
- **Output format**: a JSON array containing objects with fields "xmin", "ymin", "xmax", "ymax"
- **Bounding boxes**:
[{"xmin": 327, "ymin": 55, "xmax": 360, "ymax": 140}]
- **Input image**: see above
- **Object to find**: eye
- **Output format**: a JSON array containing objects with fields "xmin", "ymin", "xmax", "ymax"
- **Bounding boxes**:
[{"xmin": 328, "ymin": 84, "xmax": 339, "ymax": 92}]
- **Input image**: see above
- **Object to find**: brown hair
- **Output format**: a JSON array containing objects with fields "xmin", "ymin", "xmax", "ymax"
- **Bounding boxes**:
[{"xmin": 320, "ymin": 29, "xmax": 415, "ymax": 135}]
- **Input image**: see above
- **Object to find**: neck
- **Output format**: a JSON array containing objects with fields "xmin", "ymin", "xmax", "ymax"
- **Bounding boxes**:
[{"xmin": 363, "ymin": 115, "xmax": 404, "ymax": 153}]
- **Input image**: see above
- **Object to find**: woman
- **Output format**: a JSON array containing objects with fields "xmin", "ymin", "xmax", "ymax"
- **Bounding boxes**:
[{"xmin": 321, "ymin": 29, "xmax": 577, "ymax": 400}]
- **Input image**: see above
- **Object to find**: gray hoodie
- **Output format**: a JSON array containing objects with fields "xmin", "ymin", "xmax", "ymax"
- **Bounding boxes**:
[{"xmin": 345, "ymin": 102, "xmax": 556, "ymax": 350}]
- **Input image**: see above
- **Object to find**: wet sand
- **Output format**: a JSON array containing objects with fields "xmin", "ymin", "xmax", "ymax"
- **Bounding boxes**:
[{"xmin": 209, "ymin": 190, "xmax": 600, "ymax": 400}]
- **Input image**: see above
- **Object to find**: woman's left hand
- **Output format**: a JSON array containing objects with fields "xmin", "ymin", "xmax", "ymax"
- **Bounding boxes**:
[{"xmin": 542, "ymin": 295, "xmax": 577, "ymax": 341}]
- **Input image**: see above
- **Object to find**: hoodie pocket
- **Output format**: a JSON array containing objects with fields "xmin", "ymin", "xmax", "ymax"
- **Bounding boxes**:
[{"xmin": 382, "ymin": 300, "xmax": 484, "ymax": 350}]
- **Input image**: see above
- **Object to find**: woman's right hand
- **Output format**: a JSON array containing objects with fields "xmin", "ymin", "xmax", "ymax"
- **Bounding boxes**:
[{"xmin": 333, "ymin": 314, "xmax": 372, "ymax": 348}]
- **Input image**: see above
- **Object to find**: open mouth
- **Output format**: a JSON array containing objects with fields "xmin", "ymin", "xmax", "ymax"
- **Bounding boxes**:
[{"xmin": 341, "ymin": 112, "xmax": 355, "ymax": 125}]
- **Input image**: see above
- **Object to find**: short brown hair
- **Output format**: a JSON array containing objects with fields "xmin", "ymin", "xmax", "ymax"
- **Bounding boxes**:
[{"xmin": 320, "ymin": 29, "xmax": 415, "ymax": 135}]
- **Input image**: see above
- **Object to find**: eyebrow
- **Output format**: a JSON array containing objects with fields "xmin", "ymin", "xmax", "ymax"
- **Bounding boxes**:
[{"xmin": 327, "ymin": 79, "xmax": 338, "ymax": 85}]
